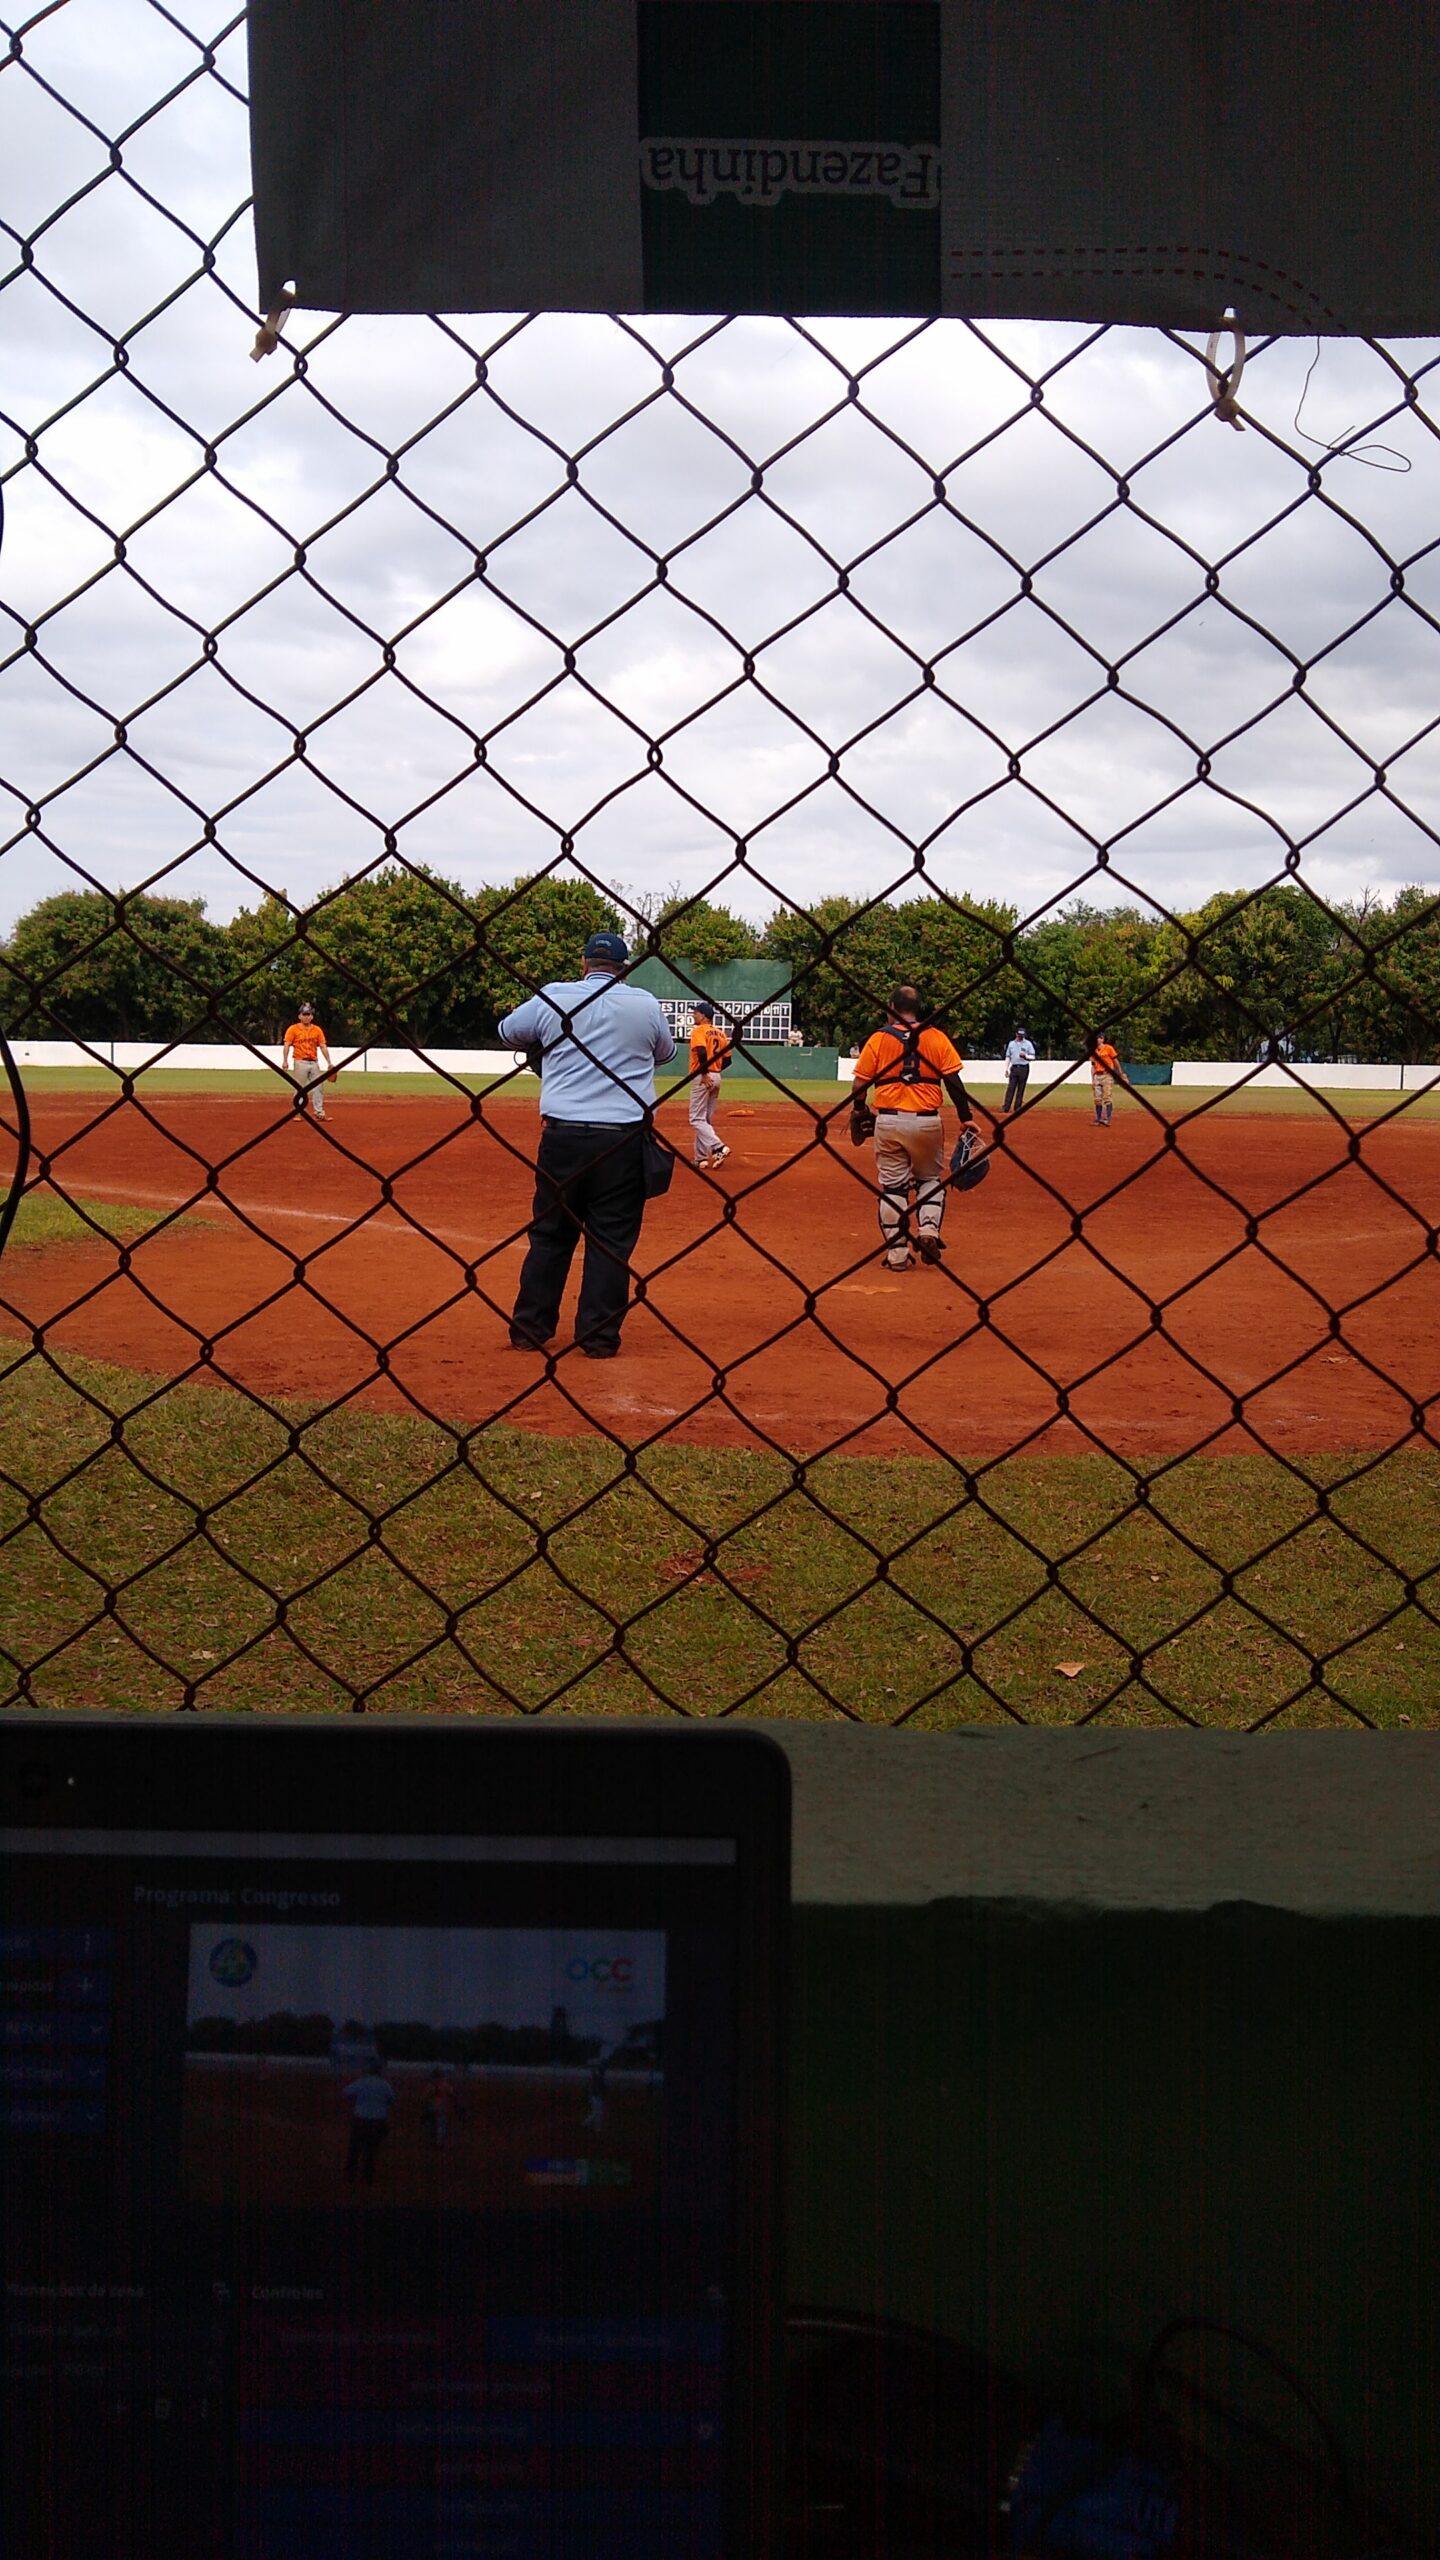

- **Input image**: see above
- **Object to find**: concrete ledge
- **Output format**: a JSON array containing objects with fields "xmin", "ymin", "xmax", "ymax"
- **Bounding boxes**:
[{"xmin": 744, "ymin": 1726, "xmax": 1440, "ymax": 1913}]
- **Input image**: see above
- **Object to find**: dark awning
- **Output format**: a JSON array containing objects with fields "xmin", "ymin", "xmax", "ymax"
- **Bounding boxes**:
[{"xmin": 249, "ymin": 2, "xmax": 1440, "ymax": 335}]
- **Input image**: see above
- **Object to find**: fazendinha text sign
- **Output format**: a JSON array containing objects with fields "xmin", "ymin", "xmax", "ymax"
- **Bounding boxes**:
[{"xmin": 249, "ymin": 1, "xmax": 1440, "ymax": 333}]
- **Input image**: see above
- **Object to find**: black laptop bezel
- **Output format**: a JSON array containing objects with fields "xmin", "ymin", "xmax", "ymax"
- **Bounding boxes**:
[{"xmin": 0, "ymin": 1714, "xmax": 790, "ymax": 2560}]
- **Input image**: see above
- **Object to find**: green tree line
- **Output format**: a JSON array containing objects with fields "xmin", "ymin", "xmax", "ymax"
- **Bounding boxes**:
[
  {"xmin": 186, "ymin": 2008, "xmax": 661, "ymax": 2066},
  {"xmin": 3, "ymin": 869, "xmax": 1437, "ymax": 1060}
]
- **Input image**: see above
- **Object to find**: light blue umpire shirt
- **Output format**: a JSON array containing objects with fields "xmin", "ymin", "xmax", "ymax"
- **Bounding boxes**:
[
  {"xmin": 1005, "ymin": 1035, "xmax": 1036, "ymax": 1065},
  {"xmin": 498, "ymin": 975, "xmax": 677, "ymax": 1124}
]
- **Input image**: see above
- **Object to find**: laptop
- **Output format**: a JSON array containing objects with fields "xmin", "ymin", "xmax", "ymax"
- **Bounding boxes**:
[{"xmin": 0, "ymin": 1717, "xmax": 789, "ymax": 2560}]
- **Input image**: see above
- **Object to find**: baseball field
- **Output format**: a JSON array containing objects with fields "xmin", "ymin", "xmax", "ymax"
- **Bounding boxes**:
[
  {"xmin": 181, "ymin": 2060, "xmax": 658, "ymax": 2212},
  {"xmin": 2, "ymin": 1074, "xmax": 1437, "ymax": 1726}
]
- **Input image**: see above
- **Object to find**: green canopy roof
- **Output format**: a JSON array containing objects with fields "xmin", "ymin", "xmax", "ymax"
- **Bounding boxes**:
[{"xmin": 628, "ymin": 958, "xmax": 791, "ymax": 1009}]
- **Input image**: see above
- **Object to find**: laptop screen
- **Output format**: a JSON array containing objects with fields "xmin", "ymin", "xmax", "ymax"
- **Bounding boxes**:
[{"xmin": 1, "ymin": 1823, "xmax": 743, "ymax": 2560}]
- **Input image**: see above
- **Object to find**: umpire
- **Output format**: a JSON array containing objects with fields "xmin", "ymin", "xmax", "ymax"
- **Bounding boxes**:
[
  {"xmin": 1002, "ymin": 1028, "xmax": 1035, "ymax": 1114},
  {"xmin": 498, "ymin": 932, "xmax": 676, "ymax": 1359}
]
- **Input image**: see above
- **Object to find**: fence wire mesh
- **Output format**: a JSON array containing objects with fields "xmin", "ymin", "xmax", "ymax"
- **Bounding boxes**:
[{"xmin": 2, "ymin": 0, "xmax": 1440, "ymax": 1727}]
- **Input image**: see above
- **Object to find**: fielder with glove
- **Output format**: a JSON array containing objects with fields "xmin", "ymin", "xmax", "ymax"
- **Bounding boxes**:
[
  {"xmin": 281, "ymin": 1002, "xmax": 332, "ymax": 1120},
  {"xmin": 687, "ymin": 1000, "xmax": 732, "ymax": 1169},
  {"xmin": 849, "ymin": 985, "xmax": 985, "ymax": 1270}
]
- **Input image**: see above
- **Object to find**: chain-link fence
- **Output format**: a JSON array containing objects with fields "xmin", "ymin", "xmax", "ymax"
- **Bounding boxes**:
[{"xmin": 2, "ymin": 0, "xmax": 1439, "ymax": 1727}]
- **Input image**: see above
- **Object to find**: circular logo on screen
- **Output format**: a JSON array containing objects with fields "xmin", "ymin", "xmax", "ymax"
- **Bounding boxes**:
[{"xmin": 208, "ymin": 1938, "xmax": 257, "ymax": 1988}]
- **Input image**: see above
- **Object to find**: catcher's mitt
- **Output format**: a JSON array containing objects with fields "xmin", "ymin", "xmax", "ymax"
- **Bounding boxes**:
[
  {"xmin": 850, "ymin": 1104, "xmax": 876, "ymax": 1146},
  {"xmin": 950, "ymin": 1126, "xmax": 990, "ymax": 1190}
]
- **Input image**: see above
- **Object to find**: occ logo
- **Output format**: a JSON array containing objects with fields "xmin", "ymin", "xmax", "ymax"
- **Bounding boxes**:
[
  {"xmin": 566, "ymin": 1955, "xmax": 633, "ymax": 1987},
  {"xmin": 208, "ymin": 1938, "xmax": 257, "ymax": 1988}
]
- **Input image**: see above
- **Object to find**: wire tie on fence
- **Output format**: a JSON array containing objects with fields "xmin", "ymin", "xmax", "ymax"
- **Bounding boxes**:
[
  {"xmin": 251, "ymin": 295, "xmax": 295, "ymax": 362},
  {"xmin": 1204, "ymin": 323, "xmax": 1247, "ymax": 429}
]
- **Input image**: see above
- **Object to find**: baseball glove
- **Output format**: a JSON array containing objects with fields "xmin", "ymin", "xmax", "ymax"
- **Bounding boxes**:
[
  {"xmin": 850, "ymin": 1103, "xmax": 876, "ymax": 1146},
  {"xmin": 950, "ymin": 1125, "xmax": 990, "ymax": 1190}
]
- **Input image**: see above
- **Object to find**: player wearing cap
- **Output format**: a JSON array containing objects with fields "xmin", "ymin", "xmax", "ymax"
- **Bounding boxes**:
[
  {"xmin": 850, "ymin": 987, "xmax": 980, "ymax": 1271},
  {"xmin": 1089, "ymin": 1032, "xmax": 1126, "ymax": 1126},
  {"xmin": 687, "ymin": 1002, "xmax": 731, "ymax": 1169},
  {"xmin": 1002, "ymin": 1028, "xmax": 1036, "ymax": 1115},
  {"xmin": 342, "ymin": 2059, "xmax": 396, "ymax": 2185},
  {"xmin": 498, "ymin": 931, "xmax": 677, "ymax": 1359},
  {"xmin": 281, "ymin": 1003, "xmax": 332, "ymax": 1119}
]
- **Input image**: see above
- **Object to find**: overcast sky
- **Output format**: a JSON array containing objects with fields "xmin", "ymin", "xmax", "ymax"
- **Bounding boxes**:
[{"xmin": 3, "ymin": 0, "xmax": 1440, "ymax": 948}]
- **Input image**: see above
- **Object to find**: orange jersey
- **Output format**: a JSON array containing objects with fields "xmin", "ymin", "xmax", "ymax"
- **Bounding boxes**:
[
  {"xmin": 854, "ymin": 1022, "xmax": 963, "ymax": 1113},
  {"xmin": 1091, "ymin": 1041, "xmax": 1120, "ymax": 1078},
  {"xmin": 283, "ymin": 1020, "xmax": 328, "ymax": 1061},
  {"xmin": 689, "ymin": 1020, "xmax": 731, "ymax": 1077}
]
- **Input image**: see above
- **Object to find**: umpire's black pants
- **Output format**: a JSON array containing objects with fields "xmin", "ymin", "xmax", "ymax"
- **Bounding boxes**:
[
  {"xmin": 345, "ymin": 2120, "xmax": 388, "ymax": 2183},
  {"xmin": 510, "ymin": 1119, "xmax": 647, "ymax": 1354},
  {"xmin": 1003, "ymin": 1063, "xmax": 1030, "ymax": 1113}
]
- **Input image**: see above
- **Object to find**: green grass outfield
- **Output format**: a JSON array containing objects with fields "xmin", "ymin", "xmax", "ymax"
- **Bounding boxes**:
[
  {"xmin": 15, "ymin": 1062, "xmax": 1440, "ymax": 1120},
  {"xmin": 0, "ymin": 1347, "xmax": 1433, "ymax": 1727},
  {"xmin": 6, "ymin": 1191, "xmax": 193, "ymax": 1252}
]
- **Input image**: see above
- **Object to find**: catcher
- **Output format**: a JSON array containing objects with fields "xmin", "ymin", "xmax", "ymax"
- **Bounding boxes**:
[
  {"xmin": 281, "ymin": 1002, "xmax": 332, "ymax": 1120},
  {"xmin": 849, "ymin": 986, "xmax": 986, "ymax": 1271}
]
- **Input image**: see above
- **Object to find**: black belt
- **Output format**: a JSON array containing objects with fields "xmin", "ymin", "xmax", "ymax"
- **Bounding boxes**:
[{"xmin": 542, "ymin": 1117, "xmax": 644, "ymax": 1131}]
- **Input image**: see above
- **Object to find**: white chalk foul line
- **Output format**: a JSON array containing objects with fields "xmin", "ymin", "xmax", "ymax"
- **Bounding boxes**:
[{"xmin": 55, "ymin": 1185, "xmax": 522, "ymax": 1259}]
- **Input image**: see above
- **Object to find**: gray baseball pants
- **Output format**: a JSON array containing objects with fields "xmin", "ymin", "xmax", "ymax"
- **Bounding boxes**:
[
  {"xmin": 293, "ymin": 1059, "xmax": 327, "ymax": 1118},
  {"xmin": 688, "ymin": 1074, "xmax": 723, "ymax": 1162},
  {"xmin": 873, "ymin": 1112, "xmax": 945, "ymax": 1264}
]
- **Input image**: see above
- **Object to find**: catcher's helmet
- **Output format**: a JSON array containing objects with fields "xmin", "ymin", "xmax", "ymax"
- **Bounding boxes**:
[{"xmin": 950, "ymin": 1128, "xmax": 990, "ymax": 1190}]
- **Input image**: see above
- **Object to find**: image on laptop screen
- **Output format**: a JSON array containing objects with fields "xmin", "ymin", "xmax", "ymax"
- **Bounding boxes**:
[{"xmin": 1, "ymin": 1821, "xmax": 744, "ymax": 2560}]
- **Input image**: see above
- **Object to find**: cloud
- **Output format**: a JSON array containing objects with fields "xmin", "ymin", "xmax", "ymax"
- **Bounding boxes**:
[{"xmin": 3, "ymin": 1, "xmax": 1440, "ymax": 949}]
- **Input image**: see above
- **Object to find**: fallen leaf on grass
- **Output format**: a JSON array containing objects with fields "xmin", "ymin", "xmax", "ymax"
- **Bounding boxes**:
[{"xmin": 1055, "ymin": 1661, "xmax": 1086, "ymax": 1678}]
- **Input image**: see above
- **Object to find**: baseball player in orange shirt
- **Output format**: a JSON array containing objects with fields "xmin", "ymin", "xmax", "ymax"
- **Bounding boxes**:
[
  {"xmin": 687, "ymin": 1001, "xmax": 731, "ymax": 1168},
  {"xmin": 850, "ymin": 985, "xmax": 981, "ymax": 1270},
  {"xmin": 1089, "ymin": 1032, "xmax": 1126, "ymax": 1127},
  {"xmin": 281, "ymin": 1002, "xmax": 332, "ymax": 1119}
]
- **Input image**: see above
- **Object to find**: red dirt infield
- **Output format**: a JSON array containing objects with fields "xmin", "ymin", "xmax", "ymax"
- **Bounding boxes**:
[
  {"xmin": 181, "ymin": 2060, "xmax": 658, "ymax": 2213},
  {"xmin": 6, "ymin": 1090, "xmax": 1439, "ymax": 1458}
]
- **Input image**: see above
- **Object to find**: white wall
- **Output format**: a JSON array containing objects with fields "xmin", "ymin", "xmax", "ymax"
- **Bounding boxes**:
[
  {"xmin": 839, "ymin": 1055, "xmax": 1436, "ymax": 1093},
  {"xmin": 8, "ymin": 1040, "xmax": 104, "ymax": 1068},
  {"xmin": 1170, "ymin": 1060, "xmax": 1407, "ymax": 1092},
  {"xmin": 839, "ymin": 1056, "xmax": 1082, "ymax": 1085},
  {"xmin": 362, "ymin": 1046, "xmax": 525, "ymax": 1077},
  {"xmin": 13, "ymin": 1041, "xmax": 527, "ymax": 1077},
  {"xmin": 13, "ymin": 1041, "xmax": 1437, "ymax": 1094}
]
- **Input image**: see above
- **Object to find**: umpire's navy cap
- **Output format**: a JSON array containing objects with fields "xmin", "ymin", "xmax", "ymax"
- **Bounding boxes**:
[{"xmin": 583, "ymin": 931, "xmax": 629, "ymax": 966}]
